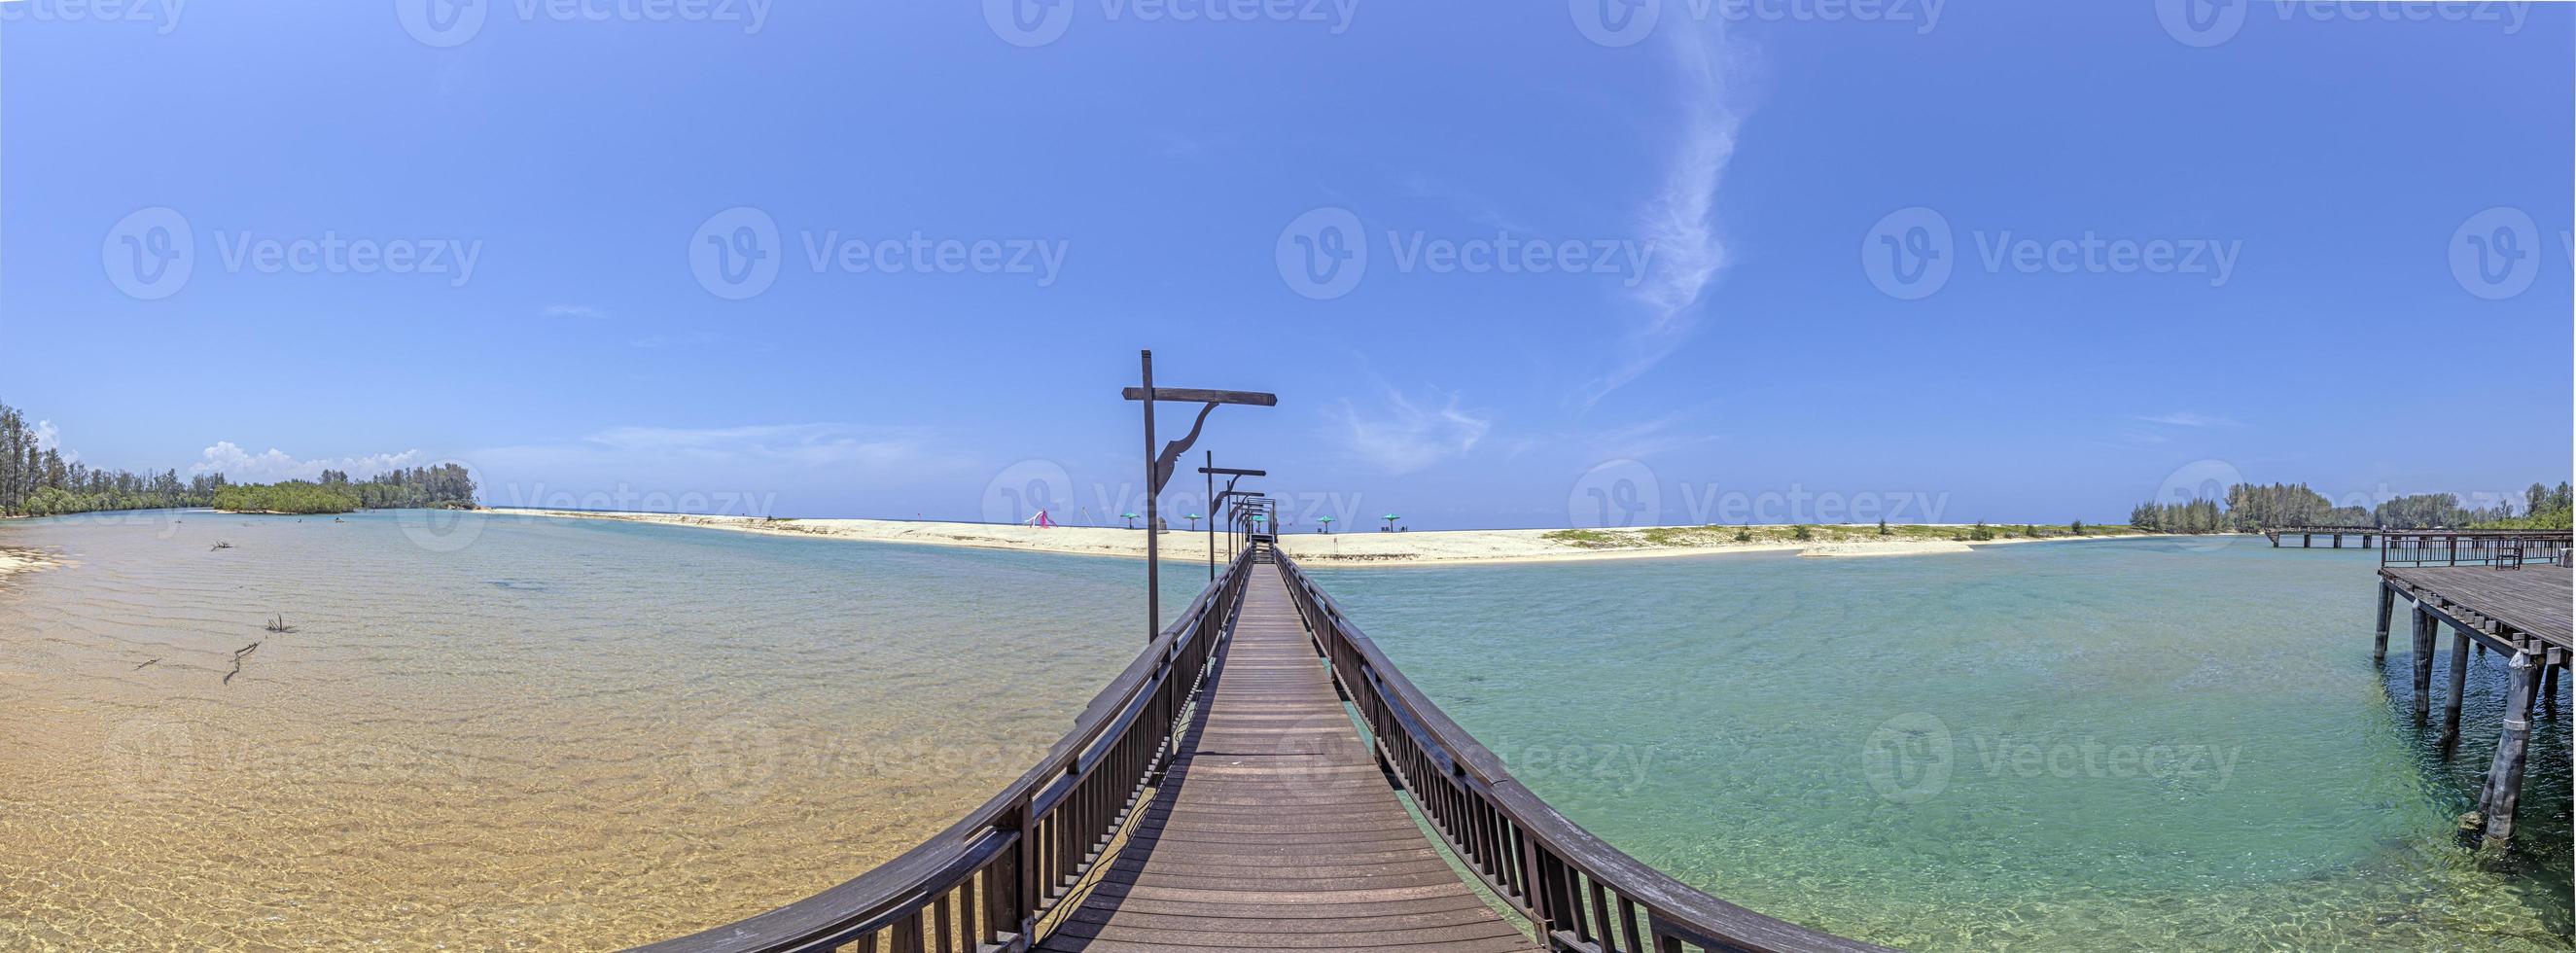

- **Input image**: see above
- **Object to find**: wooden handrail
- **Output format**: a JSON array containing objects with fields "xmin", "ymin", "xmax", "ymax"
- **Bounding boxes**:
[
  {"xmin": 1275, "ymin": 552, "xmax": 1895, "ymax": 953},
  {"xmin": 634, "ymin": 547, "xmax": 1256, "ymax": 953}
]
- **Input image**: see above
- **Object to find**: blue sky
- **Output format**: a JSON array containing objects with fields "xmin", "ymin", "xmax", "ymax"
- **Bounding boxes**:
[{"xmin": 4, "ymin": 1, "xmax": 2568, "ymax": 529}]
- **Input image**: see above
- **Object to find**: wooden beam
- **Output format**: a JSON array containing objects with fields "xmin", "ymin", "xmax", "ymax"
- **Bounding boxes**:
[{"xmin": 1120, "ymin": 387, "xmax": 1278, "ymax": 406}]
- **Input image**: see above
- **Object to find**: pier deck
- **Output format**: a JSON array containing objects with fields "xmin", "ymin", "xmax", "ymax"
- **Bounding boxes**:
[
  {"xmin": 1036, "ymin": 565, "xmax": 1536, "ymax": 952},
  {"xmin": 2381, "ymin": 565, "xmax": 2571, "ymax": 653}
]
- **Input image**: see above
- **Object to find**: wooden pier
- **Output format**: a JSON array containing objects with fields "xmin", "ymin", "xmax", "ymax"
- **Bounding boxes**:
[
  {"xmin": 2263, "ymin": 526, "xmax": 2379, "ymax": 548},
  {"xmin": 2371, "ymin": 529, "xmax": 2574, "ymax": 848},
  {"xmin": 639, "ymin": 543, "xmax": 1888, "ymax": 953}
]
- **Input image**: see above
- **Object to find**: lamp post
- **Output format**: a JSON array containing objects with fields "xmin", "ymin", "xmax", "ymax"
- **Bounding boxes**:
[
  {"xmin": 1200, "ymin": 462, "xmax": 1265, "ymax": 580},
  {"xmin": 1122, "ymin": 350, "xmax": 1276, "ymax": 642}
]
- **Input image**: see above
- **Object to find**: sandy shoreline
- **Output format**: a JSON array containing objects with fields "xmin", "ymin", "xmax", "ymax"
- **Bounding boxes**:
[{"xmin": 486, "ymin": 509, "xmax": 2220, "ymax": 566}]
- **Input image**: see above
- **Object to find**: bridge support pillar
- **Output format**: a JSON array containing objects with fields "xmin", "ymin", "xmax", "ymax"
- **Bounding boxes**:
[
  {"xmin": 2543, "ymin": 661, "xmax": 2561, "ymax": 719},
  {"xmin": 2372, "ymin": 584, "xmax": 2394, "ymax": 665},
  {"xmin": 2439, "ymin": 630, "xmax": 2469, "ymax": 751},
  {"xmin": 2409, "ymin": 607, "xmax": 2436, "ymax": 720},
  {"xmin": 2477, "ymin": 650, "xmax": 2540, "ymax": 848}
]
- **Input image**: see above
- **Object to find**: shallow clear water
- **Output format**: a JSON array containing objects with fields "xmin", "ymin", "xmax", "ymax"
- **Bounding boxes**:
[
  {"xmin": 1310, "ymin": 537, "xmax": 2573, "ymax": 951},
  {"xmin": 0, "ymin": 510, "xmax": 1203, "ymax": 951}
]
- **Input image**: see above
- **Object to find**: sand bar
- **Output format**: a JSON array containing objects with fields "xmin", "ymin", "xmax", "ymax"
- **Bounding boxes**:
[{"xmin": 488, "ymin": 509, "xmax": 2215, "ymax": 566}]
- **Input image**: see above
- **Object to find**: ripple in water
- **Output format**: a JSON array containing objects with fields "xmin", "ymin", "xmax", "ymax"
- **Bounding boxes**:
[
  {"xmin": 0, "ymin": 510, "xmax": 1205, "ymax": 950},
  {"xmin": 1311, "ymin": 538, "xmax": 2572, "ymax": 951}
]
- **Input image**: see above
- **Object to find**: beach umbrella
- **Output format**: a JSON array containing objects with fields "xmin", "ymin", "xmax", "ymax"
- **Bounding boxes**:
[
  {"xmin": 1382, "ymin": 513, "xmax": 1400, "ymax": 532},
  {"xmin": 1319, "ymin": 516, "xmax": 1334, "ymax": 534},
  {"xmin": 1185, "ymin": 512, "xmax": 1203, "ymax": 531},
  {"xmin": 1122, "ymin": 512, "xmax": 1139, "ymax": 529}
]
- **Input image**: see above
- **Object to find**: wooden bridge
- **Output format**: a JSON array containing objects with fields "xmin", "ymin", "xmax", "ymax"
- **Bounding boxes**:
[
  {"xmin": 2371, "ymin": 529, "xmax": 2574, "ymax": 848},
  {"xmin": 638, "ymin": 542, "xmax": 1888, "ymax": 953}
]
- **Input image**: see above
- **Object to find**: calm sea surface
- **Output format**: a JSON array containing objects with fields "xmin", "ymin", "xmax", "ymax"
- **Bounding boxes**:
[
  {"xmin": 0, "ymin": 510, "xmax": 1203, "ymax": 951},
  {"xmin": 1, "ymin": 515, "xmax": 2565, "ymax": 950},
  {"xmin": 1311, "ymin": 536, "xmax": 2572, "ymax": 951}
]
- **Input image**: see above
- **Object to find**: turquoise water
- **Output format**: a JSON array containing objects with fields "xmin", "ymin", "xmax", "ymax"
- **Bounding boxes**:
[
  {"xmin": 5, "ymin": 515, "xmax": 2564, "ymax": 950},
  {"xmin": 1311, "ymin": 538, "xmax": 2572, "ymax": 951},
  {"xmin": 0, "ymin": 510, "xmax": 1204, "ymax": 950}
]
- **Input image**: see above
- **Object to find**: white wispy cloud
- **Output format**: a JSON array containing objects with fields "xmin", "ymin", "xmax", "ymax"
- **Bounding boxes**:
[
  {"xmin": 1580, "ymin": 21, "xmax": 1752, "ymax": 407},
  {"xmin": 190, "ymin": 441, "xmax": 426, "ymax": 481},
  {"xmin": 1326, "ymin": 388, "xmax": 1495, "ymax": 476},
  {"xmin": 543, "ymin": 303, "xmax": 606, "ymax": 318},
  {"xmin": 1585, "ymin": 412, "xmax": 1718, "ymax": 459},
  {"xmin": 2135, "ymin": 411, "xmax": 2240, "ymax": 427},
  {"xmin": 578, "ymin": 423, "xmax": 941, "ymax": 471}
]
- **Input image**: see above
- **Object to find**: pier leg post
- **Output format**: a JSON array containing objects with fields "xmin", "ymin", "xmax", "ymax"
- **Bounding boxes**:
[
  {"xmin": 2544, "ymin": 659, "xmax": 2561, "ymax": 719},
  {"xmin": 2409, "ymin": 608, "xmax": 2436, "ymax": 720},
  {"xmin": 2332, "ymin": 533, "xmax": 2343, "ymax": 548},
  {"xmin": 2373, "ymin": 584, "xmax": 2394, "ymax": 665},
  {"xmin": 2439, "ymin": 630, "xmax": 2469, "ymax": 750},
  {"xmin": 2303, "ymin": 533, "xmax": 2311, "ymax": 547},
  {"xmin": 2477, "ymin": 650, "xmax": 2541, "ymax": 848}
]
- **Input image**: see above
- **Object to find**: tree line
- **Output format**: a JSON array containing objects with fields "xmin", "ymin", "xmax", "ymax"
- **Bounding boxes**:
[
  {"xmin": 2132, "ymin": 479, "xmax": 2573, "ymax": 534},
  {"xmin": 0, "ymin": 400, "xmax": 476, "ymax": 516}
]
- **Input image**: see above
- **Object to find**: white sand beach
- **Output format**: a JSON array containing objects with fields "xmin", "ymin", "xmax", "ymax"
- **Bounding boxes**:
[{"xmin": 488, "ymin": 509, "xmax": 2201, "ymax": 565}]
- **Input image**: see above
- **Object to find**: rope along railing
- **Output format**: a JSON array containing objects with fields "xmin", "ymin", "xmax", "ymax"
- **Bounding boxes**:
[
  {"xmin": 1275, "ymin": 552, "xmax": 1895, "ymax": 953},
  {"xmin": 2381, "ymin": 530, "xmax": 2573, "ymax": 568},
  {"xmin": 634, "ymin": 547, "xmax": 1255, "ymax": 953}
]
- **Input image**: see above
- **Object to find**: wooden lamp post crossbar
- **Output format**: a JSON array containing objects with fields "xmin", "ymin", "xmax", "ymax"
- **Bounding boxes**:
[{"xmin": 1122, "ymin": 350, "xmax": 1275, "ymax": 641}]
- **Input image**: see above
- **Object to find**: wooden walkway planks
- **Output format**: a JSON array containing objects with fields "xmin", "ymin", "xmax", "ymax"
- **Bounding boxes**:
[
  {"xmin": 1037, "ymin": 563, "xmax": 1538, "ymax": 953},
  {"xmin": 2382, "ymin": 565, "xmax": 2572, "ymax": 651}
]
